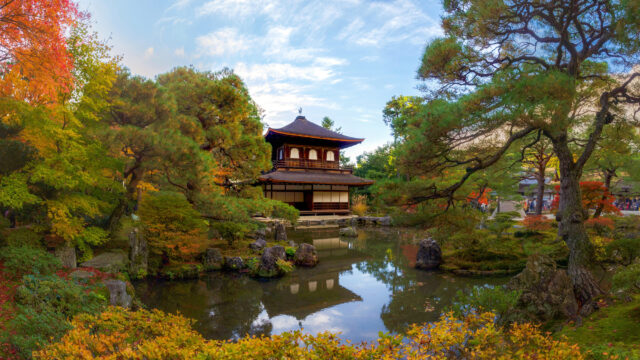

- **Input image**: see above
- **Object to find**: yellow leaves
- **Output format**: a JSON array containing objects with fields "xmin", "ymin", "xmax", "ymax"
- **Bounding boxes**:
[{"xmin": 36, "ymin": 308, "xmax": 586, "ymax": 360}]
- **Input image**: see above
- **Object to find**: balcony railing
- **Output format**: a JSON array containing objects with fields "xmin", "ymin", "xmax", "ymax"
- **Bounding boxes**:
[{"xmin": 274, "ymin": 159, "xmax": 353, "ymax": 171}]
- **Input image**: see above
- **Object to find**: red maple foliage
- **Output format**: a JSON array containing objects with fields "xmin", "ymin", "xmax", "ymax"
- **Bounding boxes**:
[
  {"xmin": 551, "ymin": 181, "xmax": 621, "ymax": 216},
  {"xmin": 522, "ymin": 215, "xmax": 553, "ymax": 231},
  {"xmin": 0, "ymin": 0, "xmax": 80, "ymax": 102}
]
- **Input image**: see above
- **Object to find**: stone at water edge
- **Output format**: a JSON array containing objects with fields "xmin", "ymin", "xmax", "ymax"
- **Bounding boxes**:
[
  {"xmin": 128, "ymin": 228, "xmax": 148, "ymax": 278},
  {"xmin": 224, "ymin": 256, "xmax": 244, "ymax": 271},
  {"xmin": 506, "ymin": 253, "xmax": 579, "ymax": 321},
  {"xmin": 104, "ymin": 279, "xmax": 133, "ymax": 308},
  {"xmin": 81, "ymin": 251, "xmax": 128, "ymax": 274},
  {"xmin": 378, "ymin": 216, "xmax": 392, "ymax": 226},
  {"xmin": 249, "ymin": 238, "xmax": 267, "ymax": 251},
  {"xmin": 203, "ymin": 248, "xmax": 224, "ymax": 271},
  {"xmin": 339, "ymin": 226, "xmax": 358, "ymax": 237},
  {"xmin": 415, "ymin": 238, "xmax": 442, "ymax": 270},
  {"xmin": 258, "ymin": 246, "xmax": 287, "ymax": 277},
  {"xmin": 55, "ymin": 246, "xmax": 77, "ymax": 269},
  {"xmin": 274, "ymin": 221, "xmax": 287, "ymax": 242},
  {"xmin": 294, "ymin": 243, "xmax": 318, "ymax": 267}
]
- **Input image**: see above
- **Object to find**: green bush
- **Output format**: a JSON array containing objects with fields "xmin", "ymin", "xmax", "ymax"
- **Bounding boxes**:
[
  {"xmin": 158, "ymin": 262, "xmax": 203, "ymax": 280},
  {"xmin": 450, "ymin": 285, "xmax": 522, "ymax": 325},
  {"xmin": 5, "ymin": 228, "xmax": 42, "ymax": 248},
  {"xmin": 0, "ymin": 245, "xmax": 61, "ymax": 277},
  {"xmin": 245, "ymin": 257, "xmax": 259, "ymax": 275},
  {"xmin": 211, "ymin": 221, "xmax": 253, "ymax": 246},
  {"xmin": 607, "ymin": 237, "xmax": 640, "ymax": 265},
  {"xmin": 285, "ymin": 246, "xmax": 295, "ymax": 258},
  {"xmin": 612, "ymin": 264, "xmax": 640, "ymax": 294},
  {"xmin": 4, "ymin": 274, "xmax": 106, "ymax": 358},
  {"xmin": 486, "ymin": 211, "xmax": 519, "ymax": 239}
]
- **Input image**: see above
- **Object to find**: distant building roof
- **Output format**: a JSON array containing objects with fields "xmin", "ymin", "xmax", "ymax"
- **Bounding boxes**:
[
  {"xmin": 265, "ymin": 116, "xmax": 364, "ymax": 149},
  {"xmin": 259, "ymin": 170, "xmax": 374, "ymax": 186}
]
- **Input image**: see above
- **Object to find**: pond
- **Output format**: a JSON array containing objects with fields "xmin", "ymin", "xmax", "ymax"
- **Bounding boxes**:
[{"xmin": 134, "ymin": 228, "xmax": 507, "ymax": 343}]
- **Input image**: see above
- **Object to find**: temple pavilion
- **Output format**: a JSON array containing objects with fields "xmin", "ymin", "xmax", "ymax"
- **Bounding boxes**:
[{"xmin": 259, "ymin": 115, "xmax": 373, "ymax": 215}]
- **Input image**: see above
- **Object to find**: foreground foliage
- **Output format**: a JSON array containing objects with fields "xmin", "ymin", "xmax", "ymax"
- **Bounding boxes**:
[{"xmin": 36, "ymin": 307, "xmax": 584, "ymax": 359}]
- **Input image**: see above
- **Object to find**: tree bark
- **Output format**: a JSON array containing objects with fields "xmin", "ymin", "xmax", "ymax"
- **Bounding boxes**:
[
  {"xmin": 593, "ymin": 169, "xmax": 614, "ymax": 219},
  {"xmin": 535, "ymin": 172, "xmax": 545, "ymax": 215},
  {"xmin": 107, "ymin": 166, "xmax": 143, "ymax": 232},
  {"xmin": 552, "ymin": 137, "xmax": 604, "ymax": 308}
]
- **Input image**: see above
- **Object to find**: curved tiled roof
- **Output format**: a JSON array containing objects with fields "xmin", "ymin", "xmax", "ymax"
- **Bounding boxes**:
[
  {"xmin": 259, "ymin": 170, "xmax": 374, "ymax": 186},
  {"xmin": 266, "ymin": 116, "xmax": 364, "ymax": 143}
]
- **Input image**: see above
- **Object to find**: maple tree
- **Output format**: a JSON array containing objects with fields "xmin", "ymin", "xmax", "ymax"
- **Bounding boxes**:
[{"xmin": 0, "ymin": 0, "xmax": 79, "ymax": 102}]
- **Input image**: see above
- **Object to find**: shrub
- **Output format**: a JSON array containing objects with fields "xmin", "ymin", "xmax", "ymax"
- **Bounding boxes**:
[
  {"xmin": 351, "ymin": 194, "xmax": 368, "ymax": 216},
  {"xmin": 591, "ymin": 236, "xmax": 614, "ymax": 263},
  {"xmin": 285, "ymin": 246, "xmax": 295, "ymax": 258},
  {"xmin": 36, "ymin": 307, "xmax": 585, "ymax": 359},
  {"xmin": 450, "ymin": 285, "xmax": 523, "ymax": 325},
  {"xmin": 486, "ymin": 211, "xmax": 519, "ymax": 239},
  {"xmin": 607, "ymin": 237, "xmax": 640, "ymax": 265},
  {"xmin": 211, "ymin": 221, "xmax": 253, "ymax": 247},
  {"xmin": 5, "ymin": 228, "xmax": 42, "ymax": 248},
  {"xmin": 612, "ymin": 264, "xmax": 640, "ymax": 294},
  {"xmin": 138, "ymin": 191, "xmax": 209, "ymax": 261},
  {"xmin": 5, "ymin": 274, "xmax": 106, "ymax": 358},
  {"xmin": 276, "ymin": 258, "xmax": 294, "ymax": 274},
  {"xmin": 0, "ymin": 245, "xmax": 61, "ymax": 278},
  {"xmin": 245, "ymin": 257, "xmax": 259, "ymax": 275},
  {"xmin": 585, "ymin": 217, "xmax": 615, "ymax": 236},
  {"xmin": 522, "ymin": 215, "xmax": 553, "ymax": 232}
]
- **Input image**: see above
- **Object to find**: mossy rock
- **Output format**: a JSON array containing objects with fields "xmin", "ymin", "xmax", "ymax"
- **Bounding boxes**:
[{"xmin": 158, "ymin": 263, "xmax": 203, "ymax": 280}]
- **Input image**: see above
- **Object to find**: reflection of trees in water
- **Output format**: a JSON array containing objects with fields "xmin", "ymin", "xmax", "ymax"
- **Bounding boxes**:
[
  {"xmin": 353, "ymin": 229, "xmax": 502, "ymax": 334},
  {"xmin": 135, "ymin": 273, "xmax": 270, "ymax": 340}
]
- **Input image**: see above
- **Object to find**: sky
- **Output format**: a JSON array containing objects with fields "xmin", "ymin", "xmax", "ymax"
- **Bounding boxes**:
[{"xmin": 76, "ymin": 0, "xmax": 444, "ymax": 160}]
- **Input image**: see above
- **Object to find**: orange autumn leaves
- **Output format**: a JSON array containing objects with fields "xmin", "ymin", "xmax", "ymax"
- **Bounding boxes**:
[{"xmin": 0, "ymin": 0, "xmax": 79, "ymax": 103}]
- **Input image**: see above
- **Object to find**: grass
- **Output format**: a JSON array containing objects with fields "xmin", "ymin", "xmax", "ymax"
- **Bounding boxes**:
[{"xmin": 557, "ymin": 295, "xmax": 640, "ymax": 359}]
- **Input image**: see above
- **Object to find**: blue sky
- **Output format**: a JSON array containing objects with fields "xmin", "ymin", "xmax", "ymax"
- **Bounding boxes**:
[{"xmin": 76, "ymin": 0, "xmax": 444, "ymax": 160}]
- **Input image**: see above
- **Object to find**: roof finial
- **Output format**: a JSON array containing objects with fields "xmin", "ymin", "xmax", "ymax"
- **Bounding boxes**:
[{"xmin": 298, "ymin": 107, "xmax": 303, "ymax": 115}]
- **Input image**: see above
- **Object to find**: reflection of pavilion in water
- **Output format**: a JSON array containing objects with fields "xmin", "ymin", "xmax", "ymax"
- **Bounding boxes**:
[{"xmin": 260, "ymin": 237, "xmax": 369, "ymax": 320}]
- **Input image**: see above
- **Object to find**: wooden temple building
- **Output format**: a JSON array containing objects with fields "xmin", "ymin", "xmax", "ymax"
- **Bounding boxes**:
[{"xmin": 259, "ymin": 115, "xmax": 373, "ymax": 215}]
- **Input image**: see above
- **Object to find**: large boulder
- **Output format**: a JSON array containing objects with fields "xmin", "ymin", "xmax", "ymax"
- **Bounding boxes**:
[
  {"xmin": 274, "ymin": 221, "xmax": 287, "ymax": 242},
  {"xmin": 55, "ymin": 246, "xmax": 77, "ymax": 269},
  {"xmin": 415, "ymin": 238, "xmax": 442, "ymax": 270},
  {"xmin": 249, "ymin": 238, "xmax": 267, "ymax": 252},
  {"xmin": 128, "ymin": 228, "xmax": 148, "ymax": 279},
  {"xmin": 507, "ymin": 254, "xmax": 578, "ymax": 321},
  {"xmin": 81, "ymin": 251, "xmax": 128, "ymax": 274},
  {"xmin": 104, "ymin": 279, "xmax": 133, "ymax": 308},
  {"xmin": 294, "ymin": 243, "xmax": 318, "ymax": 267},
  {"xmin": 377, "ymin": 216, "xmax": 392, "ymax": 226},
  {"xmin": 339, "ymin": 226, "xmax": 358, "ymax": 237},
  {"xmin": 258, "ymin": 245, "xmax": 287, "ymax": 277},
  {"xmin": 250, "ymin": 227, "xmax": 267, "ymax": 240},
  {"xmin": 203, "ymin": 248, "xmax": 224, "ymax": 271},
  {"xmin": 224, "ymin": 256, "xmax": 244, "ymax": 271}
]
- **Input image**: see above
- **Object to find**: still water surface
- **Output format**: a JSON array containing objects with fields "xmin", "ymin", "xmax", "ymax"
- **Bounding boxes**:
[{"xmin": 134, "ymin": 228, "xmax": 506, "ymax": 343}]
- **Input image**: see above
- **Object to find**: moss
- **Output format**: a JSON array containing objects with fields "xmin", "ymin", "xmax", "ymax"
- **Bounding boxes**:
[
  {"xmin": 557, "ymin": 295, "xmax": 640, "ymax": 359},
  {"xmin": 158, "ymin": 263, "xmax": 203, "ymax": 280}
]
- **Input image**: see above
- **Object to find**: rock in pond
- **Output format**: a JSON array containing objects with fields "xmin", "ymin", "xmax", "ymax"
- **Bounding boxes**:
[
  {"xmin": 339, "ymin": 226, "xmax": 358, "ymax": 237},
  {"xmin": 294, "ymin": 243, "xmax": 318, "ymax": 267},
  {"xmin": 258, "ymin": 246, "xmax": 287, "ymax": 277},
  {"xmin": 415, "ymin": 238, "xmax": 442, "ymax": 270},
  {"xmin": 507, "ymin": 254, "xmax": 579, "ymax": 321},
  {"xmin": 249, "ymin": 238, "xmax": 267, "ymax": 252},
  {"xmin": 274, "ymin": 221, "xmax": 287, "ymax": 242},
  {"xmin": 81, "ymin": 251, "xmax": 128, "ymax": 273},
  {"xmin": 104, "ymin": 279, "xmax": 133, "ymax": 308},
  {"xmin": 224, "ymin": 256, "xmax": 244, "ymax": 271},
  {"xmin": 55, "ymin": 246, "xmax": 77, "ymax": 269},
  {"xmin": 128, "ymin": 228, "xmax": 148, "ymax": 279},
  {"xmin": 203, "ymin": 248, "xmax": 224, "ymax": 271}
]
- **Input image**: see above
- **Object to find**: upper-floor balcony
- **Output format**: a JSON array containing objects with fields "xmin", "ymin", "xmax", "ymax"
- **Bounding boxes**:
[{"xmin": 273, "ymin": 159, "xmax": 354, "ymax": 173}]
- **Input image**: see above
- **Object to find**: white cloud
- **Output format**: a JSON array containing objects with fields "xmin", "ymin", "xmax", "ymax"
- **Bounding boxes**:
[
  {"xmin": 197, "ymin": 0, "xmax": 260, "ymax": 17},
  {"xmin": 196, "ymin": 28, "xmax": 251, "ymax": 56},
  {"xmin": 144, "ymin": 47, "xmax": 154, "ymax": 59},
  {"xmin": 174, "ymin": 47, "xmax": 185, "ymax": 57}
]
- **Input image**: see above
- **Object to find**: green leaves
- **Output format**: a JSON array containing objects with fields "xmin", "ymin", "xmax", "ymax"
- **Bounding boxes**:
[{"xmin": 0, "ymin": 173, "xmax": 39, "ymax": 209}]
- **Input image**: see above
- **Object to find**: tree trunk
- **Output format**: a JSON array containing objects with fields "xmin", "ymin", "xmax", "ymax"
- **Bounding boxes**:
[
  {"xmin": 593, "ymin": 169, "xmax": 613, "ymax": 219},
  {"xmin": 553, "ymin": 139, "xmax": 603, "ymax": 308},
  {"xmin": 535, "ymin": 173, "xmax": 545, "ymax": 215},
  {"xmin": 107, "ymin": 166, "xmax": 143, "ymax": 232}
]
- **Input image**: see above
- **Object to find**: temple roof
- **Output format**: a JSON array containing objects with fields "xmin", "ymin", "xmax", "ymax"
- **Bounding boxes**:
[
  {"xmin": 265, "ymin": 116, "xmax": 364, "ymax": 149},
  {"xmin": 259, "ymin": 170, "xmax": 374, "ymax": 186}
]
